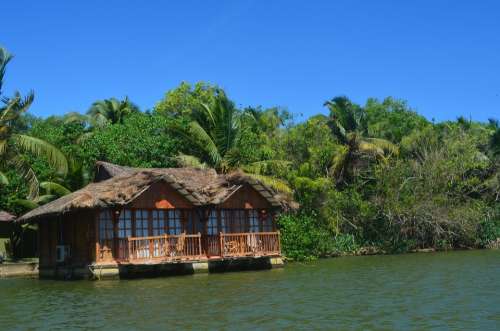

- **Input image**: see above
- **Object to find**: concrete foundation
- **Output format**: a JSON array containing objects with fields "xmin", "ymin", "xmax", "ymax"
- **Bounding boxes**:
[
  {"xmin": 36, "ymin": 256, "xmax": 286, "ymax": 280},
  {"xmin": 0, "ymin": 262, "xmax": 38, "ymax": 278}
]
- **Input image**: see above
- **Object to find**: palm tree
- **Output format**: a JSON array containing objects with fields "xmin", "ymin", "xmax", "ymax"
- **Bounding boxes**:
[
  {"xmin": 15, "ymin": 181, "xmax": 72, "ymax": 211},
  {"xmin": 0, "ymin": 47, "xmax": 68, "ymax": 197},
  {"xmin": 87, "ymin": 97, "xmax": 139, "ymax": 127},
  {"xmin": 170, "ymin": 90, "xmax": 246, "ymax": 171},
  {"xmin": 324, "ymin": 96, "xmax": 398, "ymax": 185},
  {"xmin": 170, "ymin": 90, "xmax": 292, "ymax": 193}
]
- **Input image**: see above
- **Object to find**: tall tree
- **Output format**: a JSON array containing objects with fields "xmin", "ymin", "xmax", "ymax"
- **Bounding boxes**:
[
  {"xmin": 0, "ymin": 47, "xmax": 68, "ymax": 197},
  {"xmin": 324, "ymin": 96, "xmax": 398, "ymax": 185},
  {"xmin": 170, "ymin": 90, "xmax": 291, "ymax": 192},
  {"xmin": 87, "ymin": 97, "xmax": 139, "ymax": 127},
  {"xmin": 170, "ymin": 89, "xmax": 246, "ymax": 171},
  {"xmin": 154, "ymin": 81, "xmax": 218, "ymax": 118}
]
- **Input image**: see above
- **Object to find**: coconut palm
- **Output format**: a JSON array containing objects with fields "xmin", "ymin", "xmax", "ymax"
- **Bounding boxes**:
[
  {"xmin": 87, "ymin": 97, "xmax": 139, "ymax": 127},
  {"xmin": 0, "ymin": 47, "xmax": 68, "ymax": 197},
  {"xmin": 170, "ymin": 90, "xmax": 246, "ymax": 171},
  {"xmin": 14, "ymin": 181, "xmax": 72, "ymax": 211},
  {"xmin": 324, "ymin": 96, "xmax": 398, "ymax": 185},
  {"xmin": 170, "ymin": 90, "xmax": 292, "ymax": 193}
]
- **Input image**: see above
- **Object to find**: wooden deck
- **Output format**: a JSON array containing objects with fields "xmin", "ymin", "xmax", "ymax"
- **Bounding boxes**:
[{"xmin": 100, "ymin": 231, "xmax": 281, "ymax": 264}]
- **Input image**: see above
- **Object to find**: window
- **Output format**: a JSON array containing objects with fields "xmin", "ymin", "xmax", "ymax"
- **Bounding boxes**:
[
  {"xmin": 135, "ymin": 209, "xmax": 149, "ymax": 237},
  {"xmin": 233, "ymin": 210, "xmax": 246, "ymax": 233},
  {"xmin": 152, "ymin": 210, "xmax": 166, "ymax": 236},
  {"xmin": 168, "ymin": 210, "xmax": 182, "ymax": 235},
  {"xmin": 117, "ymin": 210, "xmax": 132, "ymax": 238},
  {"xmin": 184, "ymin": 210, "xmax": 197, "ymax": 234},
  {"xmin": 221, "ymin": 209, "xmax": 247, "ymax": 233},
  {"xmin": 207, "ymin": 210, "xmax": 218, "ymax": 235},
  {"xmin": 262, "ymin": 212, "xmax": 274, "ymax": 232},
  {"xmin": 99, "ymin": 210, "xmax": 114, "ymax": 244},
  {"xmin": 248, "ymin": 210, "xmax": 259, "ymax": 232},
  {"xmin": 220, "ymin": 210, "xmax": 230, "ymax": 233}
]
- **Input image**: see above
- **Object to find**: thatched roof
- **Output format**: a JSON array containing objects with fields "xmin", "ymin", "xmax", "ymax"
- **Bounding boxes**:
[
  {"xmin": 0, "ymin": 211, "xmax": 15, "ymax": 222},
  {"xmin": 18, "ymin": 162, "xmax": 296, "ymax": 222}
]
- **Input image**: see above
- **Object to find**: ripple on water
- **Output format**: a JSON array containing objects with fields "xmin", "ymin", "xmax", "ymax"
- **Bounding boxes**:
[{"xmin": 0, "ymin": 250, "xmax": 499, "ymax": 330}]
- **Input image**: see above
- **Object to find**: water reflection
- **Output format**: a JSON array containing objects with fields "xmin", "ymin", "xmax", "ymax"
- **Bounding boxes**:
[{"xmin": 1, "ymin": 250, "xmax": 499, "ymax": 330}]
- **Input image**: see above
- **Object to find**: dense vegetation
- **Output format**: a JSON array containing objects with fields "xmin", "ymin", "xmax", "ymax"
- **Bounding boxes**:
[{"xmin": 1, "ymin": 47, "xmax": 499, "ymax": 260}]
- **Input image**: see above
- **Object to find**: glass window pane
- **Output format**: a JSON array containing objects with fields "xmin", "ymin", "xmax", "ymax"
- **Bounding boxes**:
[
  {"xmin": 99, "ymin": 210, "xmax": 114, "ymax": 243},
  {"xmin": 118, "ymin": 209, "xmax": 132, "ymax": 238},
  {"xmin": 249, "ymin": 210, "xmax": 259, "ymax": 232},
  {"xmin": 208, "ymin": 210, "xmax": 218, "ymax": 235},
  {"xmin": 135, "ymin": 209, "xmax": 149, "ymax": 237},
  {"xmin": 167, "ymin": 209, "xmax": 182, "ymax": 235}
]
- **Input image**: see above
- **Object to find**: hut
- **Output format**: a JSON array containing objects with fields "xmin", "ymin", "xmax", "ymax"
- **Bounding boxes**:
[
  {"xmin": 0, "ymin": 211, "xmax": 15, "ymax": 260},
  {"xmin": 19, "ymin": 162, "xmax": 294, "ymax": 279}
]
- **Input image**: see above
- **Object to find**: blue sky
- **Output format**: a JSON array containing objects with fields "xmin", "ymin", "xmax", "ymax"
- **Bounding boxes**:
[{"xmin": 2, "ymin": 1, "xmax": 499, "ymax": 122}]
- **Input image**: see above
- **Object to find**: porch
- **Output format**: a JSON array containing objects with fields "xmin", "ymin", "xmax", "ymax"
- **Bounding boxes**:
[{"xmin": 98, "ymin": 231, "xmax": 281, "ymax": 264}]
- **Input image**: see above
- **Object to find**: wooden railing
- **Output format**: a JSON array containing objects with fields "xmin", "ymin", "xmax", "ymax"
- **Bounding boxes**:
[
  {"xmin": 205, "ymin": 235, "xmax": 222, "ymax": 257},
  {"xmin": 127, "ymin": 233, "xmax": 203, "ymax": 262},
  {"xmin": 220, "ymin": 232, "xmax": 281, "ymax": 258},
  {"xmin": 98, "ymin": 231, "xmax": 281, "ymax": 263}
]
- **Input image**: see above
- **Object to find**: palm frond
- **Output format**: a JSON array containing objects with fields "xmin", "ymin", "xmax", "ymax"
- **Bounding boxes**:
[
  {"xmin": 13, "ymin": 199, "xmax": 39, "ymax": 211},
  {"xmin": 63, "ymin": 112, "xmax": 88, "ymax": 124},
  {"xmin": 186, "ymin": 121, "xmax": 222, "ymax": 167},
  {"xmin": 40, "ymin": 181, "xmax": 71, "ymax": 196},
  {"xmin": 358, "ymin": 141, "xmax": 384, "ymax": 157},
  {"xmin": 172, "ymin": 153, "xmax": 208, "ymax": 169},
  {"xmin": 0, "ymin": 47, "xmax": 13, "ymax": 95},
  {"xmin": 0, "ymin": 171, "xmax": 8, "ymax": 185},
  {"xmin": 245, "ymin": 173, "xmax": 292, "ymax": 194},
  {"xmin": 0, "ymin": 139, "xmax": 6, "ymax": 155},
  {"xmin": 76, "ymin": 131, "xmax": 94, "ymax": 144},
  {"xmin": 1, "ymin": 91, "xmax": 34, "ymax": 120},
  {"xmin": 199, "ymin": 102, "xmax": 216, "ymax": 127},
  {"xmin": 243, "ymin": 160, "xmax": 292, "ymax": 176},
  {"xmin": 12, "ymin": 134, "xmax": 68, "ymax": 174},
  {"xmin": 23, "ymin": 167, "xmax": 40, "ymax": 199},
  {"xmin": 34, "ymin": 194, "xmax": 57, "ymax": 205},
  {"xmin": 363, "ymin": 137, "xmax": 399, "ymax": 156},
  {"xmin": 330, "ymin": 145, "xmax": 349, "ymax": 179}
]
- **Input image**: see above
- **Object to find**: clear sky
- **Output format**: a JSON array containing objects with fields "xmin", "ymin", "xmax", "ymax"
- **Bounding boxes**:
[{"xmin": 2, "ymin": 1, "xmax": 499, "ymax": 122}]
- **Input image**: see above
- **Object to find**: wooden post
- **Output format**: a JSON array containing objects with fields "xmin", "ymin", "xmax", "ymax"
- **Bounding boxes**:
[
  {"xmin": 164, "ymin": 233, "xmax": 168, "ymax": 257},
  {"xmin": 128, "ymin": 238, "xmax": 131, "ymax": 261},
  {"xmin": 197, "ymin": 232, "xmax": 202, "ymax": 257},
  {"xmin": 277, "ymin": 230, "xmax": 281, "ymax": 254},
  {"xmin": 219, "ymin": 232, "xmax": 224, "ymax": 257},
  {"xmin": 112, "ymin": 209, "xmax": 119, "ymax": 260},
  {"xmin": 95, "ymin": 211, "xmax": 100, "ymax": 263}
]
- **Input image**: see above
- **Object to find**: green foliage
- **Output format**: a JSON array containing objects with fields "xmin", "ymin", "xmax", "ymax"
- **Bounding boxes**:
[
  {"xmin": 81, "ymin": 112, "xmax": 181, "ymax": 168},
  {"xmin": 87, "ymin": 97, "xmax": 140, "ymax": 127},
  {"xmin": 0, "ymin": 55, "xmax": 498, "ymax": 259},
  {"xmin": 0, "ymin": 46, "xmax": 68, "ymax": 198},
  {"xmin": 154, "ymin": 81, "xmax": 219, "ymax": 118},
  {"xmin": 324, "ymin": 96, "xmax": 398, "ymax": 185},
  {"xmin": 278, "ymin": 212, "xmax": 359, "ymax": 260},
  {"xmin": 365, "ymin": 97, "xmax": 430, "ymax": 143}
]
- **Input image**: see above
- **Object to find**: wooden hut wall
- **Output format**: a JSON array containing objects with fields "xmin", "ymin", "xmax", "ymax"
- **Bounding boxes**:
[
  {"xmin": 39, "ymin": 210, "xmax": 96, "ymax": 267},
  {"xmin": 221, "ymin": 185, "xmax": 272, "ymax": 209},
  {"xmin": 38, "ymin": 219, "xmax": 56, "ymax": 267},
  {"xmin": 129, "ymin": 181, "xmax": 193, "ymax": 209}
]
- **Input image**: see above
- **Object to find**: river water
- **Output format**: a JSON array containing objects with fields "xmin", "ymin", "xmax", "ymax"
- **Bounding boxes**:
[{"xmin": 0, "ymin": 250, "xmax": 499, "ymax": 330}]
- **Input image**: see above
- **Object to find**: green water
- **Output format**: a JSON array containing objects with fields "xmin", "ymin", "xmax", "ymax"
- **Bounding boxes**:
[{"xmin": 1, "ymin": 250, "xmax": 499, "ymax": 330}]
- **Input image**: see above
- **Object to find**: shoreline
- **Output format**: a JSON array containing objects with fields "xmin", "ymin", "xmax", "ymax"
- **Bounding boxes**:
[{"xmin": 285, "ymin": 241, "xmax": 500, "ymax": 262}]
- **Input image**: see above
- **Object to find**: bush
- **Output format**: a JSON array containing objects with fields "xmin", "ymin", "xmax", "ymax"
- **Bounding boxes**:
[{"xmin": 278, "ymin": 212, "xmax": 358, "ymax": 260}]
